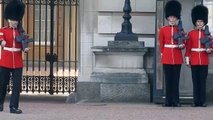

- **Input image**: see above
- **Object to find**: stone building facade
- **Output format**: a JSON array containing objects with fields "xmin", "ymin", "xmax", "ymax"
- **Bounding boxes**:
[{"xmin": 68, "ymin": 0, "xmax": 213, "ymax": 103}]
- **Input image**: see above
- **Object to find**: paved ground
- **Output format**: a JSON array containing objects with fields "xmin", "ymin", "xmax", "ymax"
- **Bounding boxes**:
[{"xmin": 1, "ymin": 94, "xmax": 213, "ymax": 120}]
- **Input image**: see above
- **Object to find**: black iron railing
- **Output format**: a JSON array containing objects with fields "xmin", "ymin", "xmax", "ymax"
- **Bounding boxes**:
[{"xmin": 1, "ymin": 0, "xmax": 79, "ymax": 94}]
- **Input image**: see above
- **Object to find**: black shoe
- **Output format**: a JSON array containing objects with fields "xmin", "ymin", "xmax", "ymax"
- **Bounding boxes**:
[
  {"xmin": 191, "ymin": 103, "xmax": 199, "ymax": 107},
  {"xmin": 173, "ymin": 103, "xmax": 181, "ymax": 107},
  {"xmin": 200, "ymin": 103, "xmax": 207, "ymax": 107},
  {"xmin": 162, "ymin": 103, "xmax": 172, "ymax": 107},
  {"xmin": 10, "ymin": 107, "xmax": 22, "ymax": 114},
  {"xmin": 0, "ymin": 104, "xmax": 3, "ymax": 111}
]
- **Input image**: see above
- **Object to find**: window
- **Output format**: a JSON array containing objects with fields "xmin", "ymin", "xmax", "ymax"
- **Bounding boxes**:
[{"xmin": 34, "ymin": 5, "xmax": 53, "ymax": 45}]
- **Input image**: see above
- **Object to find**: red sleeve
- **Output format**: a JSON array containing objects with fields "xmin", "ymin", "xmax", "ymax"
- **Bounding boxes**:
[{"xmin": 159, "ymin": 28, "xmax": 164, "ymax": 54}]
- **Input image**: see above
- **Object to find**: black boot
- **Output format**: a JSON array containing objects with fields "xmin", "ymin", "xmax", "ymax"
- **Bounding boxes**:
[
  {"xmin": 0, "ymin": 104, "xmax": 3, "ymax": 111},
  {"xmin": 200, "ymin": 103, "xmax": 207, "ymax": 107},
  {"xmin": 173, "ymin": 103, "xmax": 181, "ymax": 107},
  {"xmin": 10, "ymin": 107, "xmax": 22, "ymax": 114},
  {"xmin": 191, "ymin": 102, "xmax": 199, "ymax": 107},
  {"xmin": 162, "ymin": 103, "xmax": 172, "ymax": 107}
]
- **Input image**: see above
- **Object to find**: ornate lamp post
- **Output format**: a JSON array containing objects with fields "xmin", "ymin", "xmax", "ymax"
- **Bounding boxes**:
[{"xmin": 114, "ymin": 0, "xmax": 138, "ymax": 41}]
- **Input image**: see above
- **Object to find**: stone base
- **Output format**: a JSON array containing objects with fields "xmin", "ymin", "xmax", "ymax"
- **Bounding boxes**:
[
  {"xmin": 67, "ymin": 41, "xmax": 150, "ymax": 103},
  {"xmin": 108, "ymin": 41, "xmax": 144, "ymax": 48},
  {"xmin": 91, "ymin": 69, "xmax": 148, "ymax": 83},
  {"xmin": 66, "ymin": 82, "xmax": 101, "ymax": 103},
  {"xmin": 66, "ymin": 71, "xmax": 150, "ymax": 103},
  {"xmin": 100, "ymin": 83, "xmax": 150, "ymax": 102},
  {"xmin": 66, "ymin": 81, "xmax": 150, "ymax": 103},
  {"xmin": 92, "ymin": 71, "xmax": 149, "ymax": 102}
]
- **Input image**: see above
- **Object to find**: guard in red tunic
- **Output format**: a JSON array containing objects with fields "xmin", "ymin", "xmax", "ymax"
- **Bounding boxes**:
[
  {"xmin": 159, "ymin": 0, "xmax": 186, "ymax": 107},
  {"xmin": 0, "ymin": 0, "xmax": 29, "ymax": 114},
  {"xmin": 185, "ymin": 5, "xmax": 212, "ymax": 107}
]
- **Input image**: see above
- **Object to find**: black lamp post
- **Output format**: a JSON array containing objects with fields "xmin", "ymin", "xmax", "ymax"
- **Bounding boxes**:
[{"xmin": 114, "ymin": 0, "xmax": 138, "ymax": 41}]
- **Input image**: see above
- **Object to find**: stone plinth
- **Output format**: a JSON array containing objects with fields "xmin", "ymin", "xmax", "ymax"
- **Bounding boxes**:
[
  {"xmin": 67, "ymin": 41, "xmax": 150, "ymax": 103},
  {"xmin": 91, "ymin": 41, "xmax": 149, "ymax": 102}
]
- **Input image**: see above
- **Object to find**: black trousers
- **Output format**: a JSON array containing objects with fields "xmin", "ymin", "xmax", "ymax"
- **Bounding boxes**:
[
  {"xmin": 163, "ymin": 64, "xmax": 181, "ymax": 105},
  {"xmin": 191, "ymin": 65, "xmax": 208, "ymax": 104},
  {"xmin": 0, "ymin": 67, "xmax": 23, "ymax": 108}
]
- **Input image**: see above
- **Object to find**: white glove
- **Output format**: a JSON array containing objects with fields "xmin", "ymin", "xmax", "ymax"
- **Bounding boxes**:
[
  {"xmin": 24, "ymin": 48, "xmax": 30, "ymax": 53},
  {"xmin": 206, "ymin": 48, "xmax": 212, "ymax": 54},
  {"xmin": 1, "ymin": 40, "xmax": 6, "ymax": 47},
  {"xmin": 178, "ymin": 44, "xmax": 185, "ymax": 49},
  {"xmin": 185, "ymin": 57, "xmax": 190, "ymax": 65}
]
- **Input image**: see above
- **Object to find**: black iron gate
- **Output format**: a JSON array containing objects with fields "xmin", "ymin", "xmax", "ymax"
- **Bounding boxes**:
[{"xmin": 0, "ymin": 0, "xmax": 79, "ymax": 94}]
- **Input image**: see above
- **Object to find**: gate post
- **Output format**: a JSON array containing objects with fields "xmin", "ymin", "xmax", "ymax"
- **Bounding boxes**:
[{"xmin": 45, "ymin": 0, "xmax": 58, "ymax": 95}]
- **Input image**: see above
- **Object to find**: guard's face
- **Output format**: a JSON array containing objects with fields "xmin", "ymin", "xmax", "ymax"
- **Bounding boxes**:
[
  {"xmin": 196, "ymin": 20, "xmax": 204, "ymax": 29},
  {"xmin": 167, "ymin": 16, "xmax": 177, "ymax": 25},
  {"xmin": 8, "ymin": 19, "xmax": 18, "ymax": 28}
]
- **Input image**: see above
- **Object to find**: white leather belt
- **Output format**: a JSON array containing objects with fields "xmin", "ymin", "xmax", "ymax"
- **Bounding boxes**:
[
  {"xmin": 3, "ymin": 47, "xmax": 21, "ymax": 52},
  {"xmin": 191, "ymin": 48, "xmax": 206, "ymax": 52},
  {"xmin": 164, "ymin": 44, "xmax": 179, "ymax": 48}
]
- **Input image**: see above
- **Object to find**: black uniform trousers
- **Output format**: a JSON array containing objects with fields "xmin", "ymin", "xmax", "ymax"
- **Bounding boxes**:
[
  {"xmin": 163, "ymin": 64, "xmax": 181, "ymax": 105},
  {"xmin": 191, "ymin": 65, "xmax": 208, "ymax": 105},
  {"xmin": 0, "ymin": 67, "xmax": 22, "ymax": 108}
]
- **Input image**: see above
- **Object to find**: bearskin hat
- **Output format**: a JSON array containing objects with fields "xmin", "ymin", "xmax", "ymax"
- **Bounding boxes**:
[
  {"xmin": 165, "ymin": 0, "xmax": 181, "ymax": 19},
  {"xmin": 4, "ymin": 0, "xmax": 25, "ymax": 21},
  {"xmin": 191, "ymin": 5, "xmax": 208, "ymax": 26}
]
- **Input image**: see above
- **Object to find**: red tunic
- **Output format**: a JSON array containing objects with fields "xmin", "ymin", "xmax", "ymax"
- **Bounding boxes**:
[
  {"xmin": 185, "ymin": 29, "xmax": 212, "ymax": 65},
  {"xmin": 158, "ymin": 25, "xmax": 184, "ymax": 64},
  {"xmin": 0, "ymin": 27, "xmax": 23, "ymax": 68}
]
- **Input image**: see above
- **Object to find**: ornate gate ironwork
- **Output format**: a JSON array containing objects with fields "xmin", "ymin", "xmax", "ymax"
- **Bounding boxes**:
[{"xmin": 0, "ymin": 0, "xmax": 79, "ymax": 94}]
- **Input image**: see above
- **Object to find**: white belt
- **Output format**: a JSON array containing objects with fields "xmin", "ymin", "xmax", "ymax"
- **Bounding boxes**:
[
  {"xmin": 191, "ymin": 48, "xmax": 206, "ymax": 52},
  {"xmin": 3, "ymin": 47, "xmax": 21, "ymax": 52},
  {"xmin": 164, "ymin": 44, "xmax": 179, "ymax": 48}
]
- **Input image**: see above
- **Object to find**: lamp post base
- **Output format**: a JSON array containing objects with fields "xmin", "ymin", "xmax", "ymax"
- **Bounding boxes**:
[{"xmin": 114, "ymin": 32, "xmax": 138, "ymax": 41}]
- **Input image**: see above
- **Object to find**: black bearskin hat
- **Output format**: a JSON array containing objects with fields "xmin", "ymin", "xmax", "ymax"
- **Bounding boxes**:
[
  {"xmin": 191, "ymin": 5, "xmax": 208, "ymax": 26},
  {"xmin": 165, "ymin": 0, "xmax": 181, "ymax": 19},
  {"xmin": 4, "ymin": 0, "xmax": 25, "ymax": 21}
]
